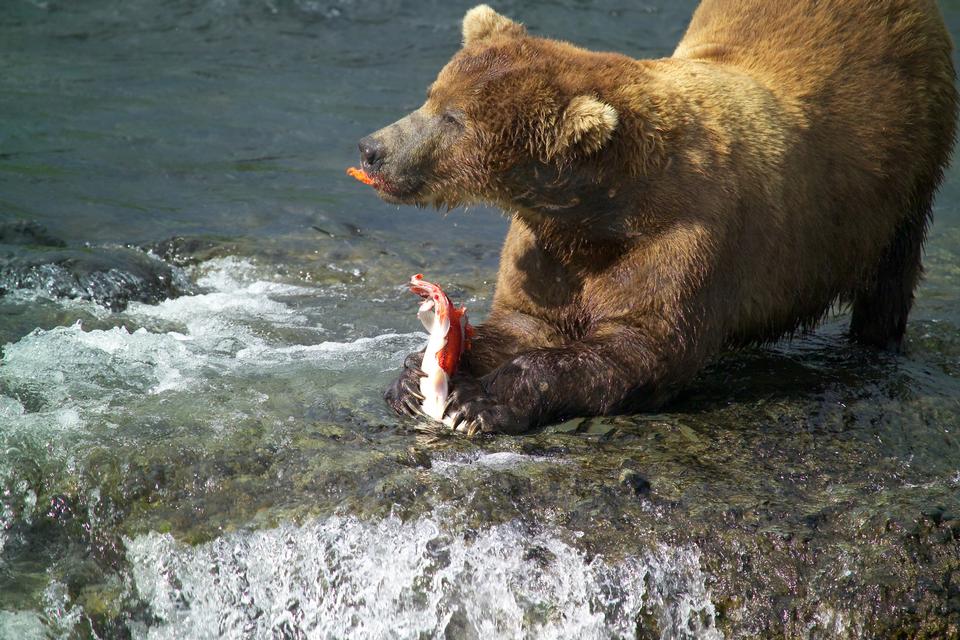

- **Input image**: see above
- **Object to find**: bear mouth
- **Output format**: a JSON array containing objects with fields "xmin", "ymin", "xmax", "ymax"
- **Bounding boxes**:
[{"xmin": 369, "ymin": 172, "xmax": 428, "ymax": 205}]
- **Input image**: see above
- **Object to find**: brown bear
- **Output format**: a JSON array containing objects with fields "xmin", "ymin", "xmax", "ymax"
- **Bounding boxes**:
[{"xmin": 361, "ymin": 2, "xmax": 958, "ymax": 434}]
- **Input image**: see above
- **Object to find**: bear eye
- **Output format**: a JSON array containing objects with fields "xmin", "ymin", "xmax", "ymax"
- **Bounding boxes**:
[{"xmin": 441, "ymin": 111, "xmax": 463, "ymax": 128}]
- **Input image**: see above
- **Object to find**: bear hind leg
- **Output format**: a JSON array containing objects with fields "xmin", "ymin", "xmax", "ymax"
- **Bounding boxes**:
[{"xmin": 849, "ymin": 195, "xmax": 931, "ymax": 352}]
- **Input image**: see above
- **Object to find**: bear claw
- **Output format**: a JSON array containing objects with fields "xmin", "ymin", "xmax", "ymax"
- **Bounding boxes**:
[
  {"xmin": 385, "ymin": 351, "xmax": 426, "ymax": 418},
  {"xmin": 442, "ymin": 376, "xmax": 526, "ymax": 435}
]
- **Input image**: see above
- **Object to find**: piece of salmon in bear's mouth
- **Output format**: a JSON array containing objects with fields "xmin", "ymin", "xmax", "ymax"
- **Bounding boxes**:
[
  {"xmin": 347, "ymin": 166, "xmax": 426, "ymax": 203},
  {"xmin": 346, "ymin": 166, "xmax": 397, "ymax": 194},
  {"xmin": 347, "ymin": 166, "xmax": 391, "ymax": 190},
  {"xmin": 346, "ymin": 166, "xmax": 375, "ymax": 185}
]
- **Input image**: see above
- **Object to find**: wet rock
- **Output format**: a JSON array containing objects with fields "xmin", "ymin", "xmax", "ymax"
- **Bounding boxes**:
[
  {"xmin": 618, "ymin": 468, "xmax": 651, "ymax": 496},
  {"xmin": 0, "ymin": 245, "xmax": 192, "ymax": 311},
  {"xmin": 542, "ymin": 416, "xmax": 585, "ymax": 434},
  {"xmin": 9, "ymin": 395, "xmax": 960, "ymax": 639},
  {"xmin": 396, "ymin": 446, "xmax": 432, "ymax": 469},
  {"xmin": 0, "ymin": 220, "xmax": 66, "ymax": 247},
  {"xmin": 143, "ymin": 235, "xmax": 238, "ymax": 267},
  {"xmin": 443, "ymin": 609, "xmax": 480, "ymax": 640}
]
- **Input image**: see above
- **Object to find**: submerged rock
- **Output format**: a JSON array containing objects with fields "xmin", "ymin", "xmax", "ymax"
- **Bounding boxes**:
[
  {"xmin": 8, "ymin": 401, "xmax": 956, "ymax": 638},
  {"xmin": 0, "ymin": 220, "xmax": 67, "ymax": 248},
  {"xmin": 143, "ymin": 235, "xmax": 239, "ymax": 267},
  {"xmin": 619, "ymin": 467, "xmax": 652, "ymax": 496},
  {"xmin": 0, "ymin": 245, "xmax": 192, "ymax": 312}
]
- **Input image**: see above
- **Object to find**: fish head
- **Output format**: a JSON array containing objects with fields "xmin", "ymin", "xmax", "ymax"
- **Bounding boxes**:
[{"xmin": 411, "ymin": 274, "xmax": 451, "ymax": 334}]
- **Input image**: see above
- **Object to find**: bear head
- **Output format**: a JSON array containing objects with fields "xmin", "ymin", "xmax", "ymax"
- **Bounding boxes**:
[{"xmin": 356, "ymin": 5, "xmax": 633, "ymax": 218}]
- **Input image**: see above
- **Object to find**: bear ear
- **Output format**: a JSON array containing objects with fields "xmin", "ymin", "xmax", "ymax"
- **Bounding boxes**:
[
  {"xmin": 462, "ymin": 5, "xmax": 525, "ymax": 45},
  {"xmin": 548, "ymin": 95, "xmax": 619, "ymax": 159}
]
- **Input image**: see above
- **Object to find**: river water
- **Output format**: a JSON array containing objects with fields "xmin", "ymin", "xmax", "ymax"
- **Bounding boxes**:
[{"xmin": 1, "ymin": 1, "xmax": 959, "ymax": 638}]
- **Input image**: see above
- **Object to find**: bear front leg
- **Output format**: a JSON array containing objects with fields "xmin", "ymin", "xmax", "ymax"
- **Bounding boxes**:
[
  {"xmin": 445, "ymin": 326, "xmax": 678, "ymax": 435},
  {"xmin": 461, "ymin": 311, "xmax": 564, "ymax": 377}
]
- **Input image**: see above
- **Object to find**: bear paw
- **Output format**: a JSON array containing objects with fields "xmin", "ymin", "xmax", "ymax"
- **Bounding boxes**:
[
  {"xmin": 384, "ymin": 351, "xmax": 426, "ymax": 417},
  {"xmin": 442, "ymin": 375, "xmax": 528, "ymax": 436}
]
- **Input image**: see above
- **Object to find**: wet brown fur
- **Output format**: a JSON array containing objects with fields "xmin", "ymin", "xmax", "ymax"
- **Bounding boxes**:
[{"xmin": 377, "ymin": 1, "xmax": 958, "ymax": 432}]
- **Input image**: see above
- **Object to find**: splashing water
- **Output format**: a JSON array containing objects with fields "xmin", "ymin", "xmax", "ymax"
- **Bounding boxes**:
[{"xmin": 126, "ymin": 512, "xmax": 720, "ymax": 640}]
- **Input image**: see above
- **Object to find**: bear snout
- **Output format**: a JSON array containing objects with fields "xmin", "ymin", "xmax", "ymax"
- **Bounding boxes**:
[{"xmin": 357, "ymin": 136, "xmax": 385, "ymax": 173}]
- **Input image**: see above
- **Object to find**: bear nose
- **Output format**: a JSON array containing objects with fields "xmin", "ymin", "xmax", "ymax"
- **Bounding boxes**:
[{"xmin": 358, "ymin": 136, "xmax": 384, "ymax": 171}]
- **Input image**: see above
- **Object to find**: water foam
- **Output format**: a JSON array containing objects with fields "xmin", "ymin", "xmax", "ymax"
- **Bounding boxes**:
[
  {"xmin": 0, "ymin": 610, "xmax": 47, "ymax": 640},
  {"xmin": 430, "ymin": 451, "xmax": 565, "ymax": 477},
  {"xmin": 126, "ymin": 513, "xmax": 720, "ymax": 640},
  {"xmin": 236, "ymin": 332, "xmax": 423, "ymax": 369},
  {"xmin": 124, "ymin": 256, "xmax": 313, "ymax": 345},
  {"xmin": 0, "ymin": 257, "xmax": 421, "ymax": 561},
  {"xmin": 0, "ymin": 258, "xmax": 416, "ymax": 408}
]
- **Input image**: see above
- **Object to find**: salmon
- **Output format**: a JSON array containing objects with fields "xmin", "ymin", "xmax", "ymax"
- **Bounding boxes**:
[
  {"xmin": 346, "ymin": 167, "xmax": 375, "ymax": 185},
  {"xmin": 409, "ymin": 274, "xmax": 473, "ymax": 424}
]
